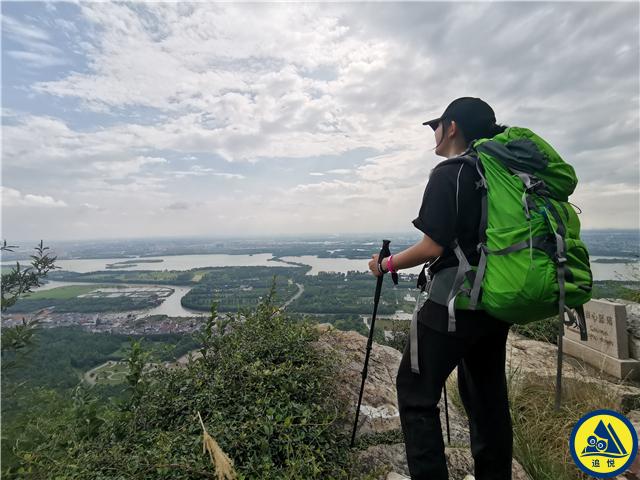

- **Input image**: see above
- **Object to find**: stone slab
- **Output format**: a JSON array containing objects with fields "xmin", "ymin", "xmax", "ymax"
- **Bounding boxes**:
[
  {"xmin": 563, "ymin": 336, "xmax": 640, "ymax": 380},
  {"xmin": 565, "ymin": 299, "xmax": 629, "ymax": 359}
]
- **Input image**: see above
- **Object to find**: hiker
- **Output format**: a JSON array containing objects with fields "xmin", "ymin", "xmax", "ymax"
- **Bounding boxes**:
[{"xmin": 368, "ymin": 98, "xmax": 513, "ymax": 480}]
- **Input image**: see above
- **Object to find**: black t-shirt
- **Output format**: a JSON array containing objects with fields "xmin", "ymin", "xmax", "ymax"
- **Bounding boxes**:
[{"xmin": 412, "ymin": 158, "xmax": 511, "ymax": 337}]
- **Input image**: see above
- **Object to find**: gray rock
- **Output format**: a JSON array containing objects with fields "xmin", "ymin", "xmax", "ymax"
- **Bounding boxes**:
[
  {"xmin": 385, "ymin": 473, "xmax": 410, "ymax": 480},
  {"xmin": 355, "ymin": 443, "xmax": 530, "ymax": 480},
  {"xmin": 506, "ymin": 330, "xmax": 640, "ymax": 411},
  {"xmin": 313, "ymin": 323, "xmax": 640, "ymax": 479},
  {"xmin": 312, "ymin": 323, "xmax": 469, "ymax": 441},
  {"xmin": 609, "ymin": 299, "xmax": 640, "ymax": 360}
]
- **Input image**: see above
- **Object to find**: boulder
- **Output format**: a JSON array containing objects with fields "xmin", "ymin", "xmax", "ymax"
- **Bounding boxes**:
[
  {"xmin": 313, "ymin": 324, "xmax": 529, "ymax": 479},
  {"xmin": 314, "ymin": 323, "xmax": 640, "ymax": 479},
  {"xmin": 610, "ymin": 299, "xmax": 640, "ymax": 361},
  {"xmin": 312, "ymin": 323, "xmax": 469, "ymax": 441},
  {"xmin": 506, "ymin": 330, "xmax": 640, "ymax": 411},
  {"xmin": 356, "ymin": 443, "xmax": 530, "ymax": 480}
]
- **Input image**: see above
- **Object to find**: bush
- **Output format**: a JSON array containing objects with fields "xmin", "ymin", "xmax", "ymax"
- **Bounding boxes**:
[
  {"xmin": 511, "ymin": 316, "xmax": 559, "ymax": 344},
  {"xmin": 377, "ymin": 320, "xmax": 410, "ymax": 353},
  {"xmin": 8, "ymin": 293, "xmax": 355, "ymax": 479}
]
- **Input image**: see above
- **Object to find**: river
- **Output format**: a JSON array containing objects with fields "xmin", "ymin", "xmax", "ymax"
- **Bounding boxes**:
[{"xmin": 8, "ymin": 253, "xmax": 635, "ymax": 280}]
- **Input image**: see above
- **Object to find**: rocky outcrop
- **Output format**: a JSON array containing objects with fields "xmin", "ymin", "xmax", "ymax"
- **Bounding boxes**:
[
  {"xmin": 313, "ymin": 323, "xmax": 404, "ymax": 436},
  {"xmin": 313, "ymin": 324, "xmax": 530, "ymax": 479},
  {"xmin": 612, "ymin": 299, "xmax": 640, "ymax": 361},
  {"xmin": 313, "ymin": 317, "xmax": 640, "ymax": 479},
  {"xmin": 505, "ymin": 329, "xmax": 640, "ymax": 411}
]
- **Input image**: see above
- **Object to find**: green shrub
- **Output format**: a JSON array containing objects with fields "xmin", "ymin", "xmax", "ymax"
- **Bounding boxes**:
[
  {"xmin": 376, "ymin": 320, "xmax": 409, "ymax": 353},
  {"xmin": 511, "ymin": 316, "xmax": 559, "ymax": 343},
  {"xmin": 8, "ymin": 292, "xmax": 355, "ymax": 479}
]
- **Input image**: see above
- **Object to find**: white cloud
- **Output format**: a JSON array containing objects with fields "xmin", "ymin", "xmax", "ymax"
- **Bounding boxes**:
[
  {"xmin": 170, "ymin": 165, "xmax": 245, "ymax": 179},
  {"xmin": 2, "ymin": 14, "xmax": 50, "ymax": 42},
  {"xmin": 2, "ymin": 187, "xmax": 67, "ymax": 208},
  {"xmin": 6, "ymin": 50, "xmax": 69, "ymax": 68},
  {"xmin": 92, "ymin": 156, "xmax": 168, "ymax": 179},
  {"xmin": 81, "ymin": 203, "xmax": 101, "ymax": 210},
  {"xmin": 2, "ymin": 2, "xmax": 638, "ymax": 239},
  {"xmin": 2, "ymin": 14, "xmax": 68, "ymax": 68},
  {"xmin": 165, "ymin": 201, "xmax": 190, "ymax": 210}
]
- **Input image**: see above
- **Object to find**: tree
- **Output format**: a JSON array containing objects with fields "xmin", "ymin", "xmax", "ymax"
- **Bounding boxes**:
[{"xmin": 1, "ymin": 240, "xmax": 59, "ymax": 356}]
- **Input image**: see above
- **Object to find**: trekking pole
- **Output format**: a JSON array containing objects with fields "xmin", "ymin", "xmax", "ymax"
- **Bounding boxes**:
[
  {"xmin": 350, "ymin": 239, "xmax": 398, "ymax": 448},
  {"xmin": 443, "ymin": 384, "xmax": 451, "ymax": 445}
]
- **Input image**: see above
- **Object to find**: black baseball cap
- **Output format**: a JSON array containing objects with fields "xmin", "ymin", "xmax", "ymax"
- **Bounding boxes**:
[{"xmin": 423, "ymin": 97, "xmax": 497, "ymax": 142}]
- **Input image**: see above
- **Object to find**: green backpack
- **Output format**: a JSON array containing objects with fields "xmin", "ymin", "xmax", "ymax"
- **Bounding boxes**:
[{"xmin": 412, "ymin": 126, "xmax": 592, "ymax": 407}]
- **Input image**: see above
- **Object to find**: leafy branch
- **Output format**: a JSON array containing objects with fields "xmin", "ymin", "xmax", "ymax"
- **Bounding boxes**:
[{"xmin": 1, "ymin": 240, "xmax": 60, "ymax": 358}]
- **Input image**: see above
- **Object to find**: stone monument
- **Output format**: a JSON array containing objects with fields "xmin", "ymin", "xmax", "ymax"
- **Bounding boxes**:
[{"xmin": 563, "ymin": 299, "xmax": 640, "ymax": 380}]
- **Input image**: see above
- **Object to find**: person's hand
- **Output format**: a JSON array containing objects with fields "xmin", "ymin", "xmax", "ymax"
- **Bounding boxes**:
[{"xmin": 368, "ymin": 254, "xmax": 385, "ymax": 277}]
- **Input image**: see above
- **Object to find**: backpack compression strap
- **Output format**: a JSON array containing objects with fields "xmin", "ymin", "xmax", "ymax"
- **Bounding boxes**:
[{"xmin": 427, "ymin": 153, "xmax": 487, "ymax": 333}]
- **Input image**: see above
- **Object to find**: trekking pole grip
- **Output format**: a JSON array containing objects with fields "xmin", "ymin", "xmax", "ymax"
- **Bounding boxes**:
[{"xmin": 378, "ymin": 239, "xmax": 391, "ymax": 272}]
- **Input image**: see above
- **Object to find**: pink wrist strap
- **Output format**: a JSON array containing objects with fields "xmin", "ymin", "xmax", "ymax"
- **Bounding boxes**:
[{"xmin": 388, "ymin": 255, "xmax": 396, "ymax": 274}]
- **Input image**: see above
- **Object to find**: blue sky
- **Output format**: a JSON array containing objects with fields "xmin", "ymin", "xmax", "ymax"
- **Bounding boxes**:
[{"xmin": 2, "ymin": 2, "xmax": 639, "ymax": 241}]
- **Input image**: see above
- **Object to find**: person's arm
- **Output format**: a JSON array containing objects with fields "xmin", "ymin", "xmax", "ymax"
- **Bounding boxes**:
[
  {"xmin": 384, "ymin": 234, "xmax": 443, "ymax": 270},
  {"xmin": 368, "ymin": 163, "xmax": 458, "ymax": 276},
  {"xmin": 368, "ymin": 234, "xmax": 443, "ymax": 276}
]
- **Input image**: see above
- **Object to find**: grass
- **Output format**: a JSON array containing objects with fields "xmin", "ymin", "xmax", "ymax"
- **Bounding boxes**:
[
  {"xmin": 509, "ymin": 374, "xmax": 617, "ymax": 480},
  {"xmin": 25, "ymin": 284, "xmax": 113, "ymax": 300},
  {"xmin": 446, "ymin": 349, "xmax": 619, "ymax": 480},
  {"xmin": 191, "ymin": 269, "xmax": 213, "ymax": 282}
]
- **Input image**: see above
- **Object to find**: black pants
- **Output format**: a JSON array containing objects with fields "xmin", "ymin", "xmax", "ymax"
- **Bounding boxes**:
[{"xmin": 396, "ymin": 321, "xmax": 513, "ymax": 480}]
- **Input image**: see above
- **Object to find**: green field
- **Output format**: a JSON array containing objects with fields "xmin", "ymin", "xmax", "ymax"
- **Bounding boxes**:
[{"xmin": 25, "ymin": 284, "xmax": 114, "ymax": 300}]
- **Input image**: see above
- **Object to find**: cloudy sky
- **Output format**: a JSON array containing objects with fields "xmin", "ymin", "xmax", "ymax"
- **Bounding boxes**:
[{"xmin": 2, "ymin": 1, "xmax": 638, "ymax": 242}]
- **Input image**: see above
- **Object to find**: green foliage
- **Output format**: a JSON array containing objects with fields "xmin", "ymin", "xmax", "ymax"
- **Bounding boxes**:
[
  {"xmin": 592, "ymin": 279, "xmax": 640, "ymax": 303},
  {"xmin": 1, "ymin": 328, "xmax": 197, "ymax": 393},
  {"xmin": 7, "ymin": 296, "xmax": 355, "ymax": 479},
  {"xmin": 377, "ymin": 319, "xmax": 410, "ymax": 353},
  {"xmin": 5, "ymin": 295, "xmax": 162, "ymax": 313},
  {"xmin": 182, "ymin": 270, "xmax": 299, "ymax": 312},
  {"xmin": 287, "ymin": 272, "xmax": 414, "ymax": 316},
  {"xmin": 512, "ymin": 278, "xmax": 640, "ymax": 344},
  {"xmin": 1, "ymin": 327, "xmax": 200, "ymax": 470},
  {"xmin": 20, "ymin": 284, "xmax": 113, "ymax": 299},
  {"xmin": 125, "ymin": 339, "xmax": 151, "ymax": 408},
  {"xmin": 49, "ymin": 268, "xmax": 199, "ymax": 285},
  {"xmin": 512, "ymin": 317, "xmax": 559, "ymax": 343},
  {"xmin": 1, "ymin": 240, "xmax": 59, "ymax": 358},
  {"xmin": 1, "ymin": 240, "xmax": 60, "ymax": 312},
  {"xmin": 0, "ymin": 317, "xmax": 40, "ymax": 367}
]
